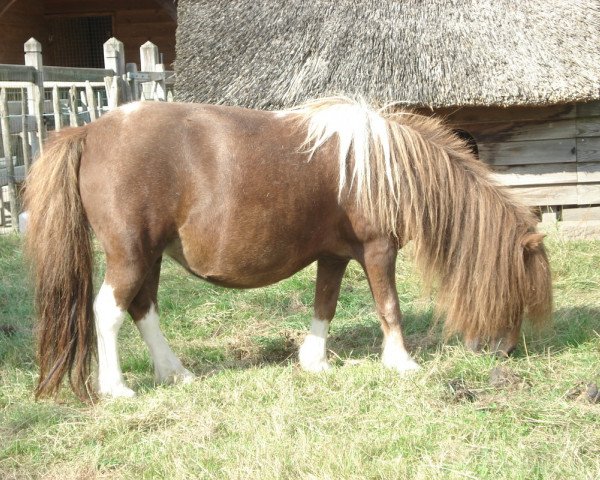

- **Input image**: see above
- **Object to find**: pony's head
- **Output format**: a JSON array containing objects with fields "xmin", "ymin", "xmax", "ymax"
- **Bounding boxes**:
[
  {"xmin": 462, "ymin": 223, "xmax": 553, "ymax": 356},
  {"xmin": 290, "ymin": 97, "xmax": 553, "ymax": 355}
]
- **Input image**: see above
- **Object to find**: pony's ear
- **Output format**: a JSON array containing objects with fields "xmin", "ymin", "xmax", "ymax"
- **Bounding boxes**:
[{"xmin": 521, "ymin": 232, "xmax": 546, "ymax": 252}]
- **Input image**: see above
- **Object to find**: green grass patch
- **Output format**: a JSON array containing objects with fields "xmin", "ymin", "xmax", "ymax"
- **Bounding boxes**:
[{"xmin": 0, "ymin": 235, "xmax": 599, "ymax": 479}]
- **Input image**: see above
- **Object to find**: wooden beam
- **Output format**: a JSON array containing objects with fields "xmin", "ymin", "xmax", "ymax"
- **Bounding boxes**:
[
  {"xmin": 478, "ymin": 139, "xmax": 576, "ymax": 166},
  {"xmin": 461, "ymin": 118, "xmax": 576, "ymax": 143},
  {"xmin": 562, "ymin": 206, "xmax": 600, "ymax": 221},
  {"xmin": 576, "ymin": 101, "xmax": 600, "ymax": 118},
  {"xmin": 426, "ymin": 104, "xmax": 576, "ymax": 125},
  {"xmin": 576, "ymin": 137, "xmax": 600, "ymax": 162},
  {"xmin": 512, "ymin": 183, "xmax": 600, "ymax": 206},
  {"xmin": 576, "ymin": 117, "xmax": 600, "ymax": 137},
  {"xmin": 152, "ymin": 0, "xmax": 177, "ymax": 21},
  {"xmin": 0, "ymin": 0, "xmax": 18, "ymax": 19},
  {"xmin": 0, "ymin": 87, "xmax": 19, "ymax": 231},
  {"xmin": 491, "ymin": 163, "xmax": 577, "ymax": 186}
]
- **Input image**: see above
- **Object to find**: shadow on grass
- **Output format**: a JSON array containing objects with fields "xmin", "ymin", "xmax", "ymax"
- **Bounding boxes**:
[
  {"xmin": 1, "ymin": 305, "xmax": 598, "ymax": 389},
  {"xmin": 168, "ymin": 311, "xmax": 439, "ymax": 378},
  {"xmin": 515, "ymin": 306, "xmax": 600, "ymax": 356},
  {"xmin": 171, "ymin": 305, "xmax": 600, "ymax": 377}
]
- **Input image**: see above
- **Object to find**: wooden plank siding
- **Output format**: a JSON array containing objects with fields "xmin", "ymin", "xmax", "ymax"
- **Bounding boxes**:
[
  {"xmin": 0, "ymin": 0, "xmax": 47, "ymax": 64},
  {"xmin": 438, "ymin": 101, "xmax": 600, "ymax": 206},
  {"xmin": 429, "ymin": 104, "xmax": 576, "ymax": 124},
  {"xmin": 576, "ymin": 137, "xmax": 600, "ymax": 162},
  {"xmin": 0, "ymin": 0, "xmax": 176, "ymax": 67},
  {"xmin": 490, "ymin": 163, "xmax": 577, "ymax": 186},
  {"xmin": 43, "ymin": 0, "xmax": 177, "ymax": 67},
  {"xmin": 478, "ymin": 139, "xmax": 576, "ymax": 166}
]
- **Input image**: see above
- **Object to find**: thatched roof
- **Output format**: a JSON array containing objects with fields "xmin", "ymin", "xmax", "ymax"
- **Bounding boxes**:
[{"xmin": 174, "ymin": 0, "xmax": 600, "ymax": 109}]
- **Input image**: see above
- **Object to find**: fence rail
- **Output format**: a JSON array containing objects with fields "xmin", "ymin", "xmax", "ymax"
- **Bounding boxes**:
[{"xmin": 0, "ymin": 37, "xmax": 174, "ymax": 232}]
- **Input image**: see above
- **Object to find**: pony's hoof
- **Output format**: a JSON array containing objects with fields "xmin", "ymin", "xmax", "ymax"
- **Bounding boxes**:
[
  {"xmin": 298, "ymin": 346, "xmax": 331, "ymax": 372},
  {"xmin": 300, "ymin": 359, "xmax": 332, "ymax": 373},
  {"xmin": 298, "ymin": 334, "xmax": 330, "ymax": 372},
  {"xmin": 178, "ymin": 368, "xmax": 195, "ymax": 384},
  {"xmin": 156, "ymin": 367, "xmax": 195, "ymax": 385},
  {"xmin": 384, "ymin": 358, "xmax": 421, "ymax": 374},
  {"xmin": 382, "ymin": 349, "xmax": 421, "ymax": 373},
  {"xmin": 99, "ymin": 383, "xmax": 136, "ymax": 398}
]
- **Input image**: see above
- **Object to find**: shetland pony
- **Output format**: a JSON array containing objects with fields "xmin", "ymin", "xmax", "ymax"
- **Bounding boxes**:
[{"xmin": 24, "ymin": 98, "xmax": 552, "ymax": 400}]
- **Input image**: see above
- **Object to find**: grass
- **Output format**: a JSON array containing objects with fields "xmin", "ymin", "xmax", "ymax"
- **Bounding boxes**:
[{"xmin": 0, "ymin": 234, "xmax": 599, "ymax": 479}]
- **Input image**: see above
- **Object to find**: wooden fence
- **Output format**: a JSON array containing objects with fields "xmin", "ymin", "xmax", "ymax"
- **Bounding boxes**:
[{"xmin": 0, "ymin": 37, "xmax": 175, "ymax": 232}]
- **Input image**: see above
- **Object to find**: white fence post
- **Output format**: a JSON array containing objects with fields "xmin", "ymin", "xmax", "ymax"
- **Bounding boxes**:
[
  {"xmin": 0, "ymin": 88, "xmax": 19, "ymax": 231},
  {"xmin": 85, "ymin": 81, "xmax": 97, "ymax": 121},
  {"xmin": 20, "ymin": 88, "xmax": 30, "ymax": 172},
  {"xmin": 51, "ymin": 84, "xmax": 61, "ymax": 132},
  {"xmin": 103, "ymin": 38, "xmax": 125, "ymax": 76},
  {"xmin": 103, "ymin": 38, "xmax": 124, "ymax": 109},
  {"xmin": 126, "ymin": 63, "xmax": 140, "ymax": 100},
  {"xmin": 24, "ymin": 38, "xmax": 45, "ymax": 156},
  {"xmin": 140, "ymin": 41, "xmax": 162, "ymax": 100}
]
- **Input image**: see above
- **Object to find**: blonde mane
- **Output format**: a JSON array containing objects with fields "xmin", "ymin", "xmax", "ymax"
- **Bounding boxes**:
[{"xmin": 289, "ymin": 97, "xmax": 551, "ymax": 341}]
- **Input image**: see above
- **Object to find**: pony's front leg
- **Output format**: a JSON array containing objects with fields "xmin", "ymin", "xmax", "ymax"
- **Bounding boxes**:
[
  {"xmin": 360, "ymin": 239, "xmax": 420, "ymax": 373},
  {"xmin": 299, "ymin": 257, "xmax": 349, "ymax": 372}
]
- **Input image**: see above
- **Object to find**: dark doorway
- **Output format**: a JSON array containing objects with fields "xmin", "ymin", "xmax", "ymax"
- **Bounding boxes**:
[{"xmin": 46, "ymin": 15, "xmax": 113, "ymax": 68}]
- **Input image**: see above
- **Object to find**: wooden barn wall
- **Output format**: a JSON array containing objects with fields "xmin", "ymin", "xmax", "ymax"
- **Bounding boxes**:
[
  {"xmin": 0, "ymin": 0, "xmax": 47, "ymax": 64},
  {"xmin": 0, "ymin": 0, "xmax": 176, "ymax": 67},
  {"xmin": 43, "ymin": 0, "xmax": 176, "ymax": 68},
  {"xmin": 434, "ymin": 102, "xmax": 600, "ymax": 208}
]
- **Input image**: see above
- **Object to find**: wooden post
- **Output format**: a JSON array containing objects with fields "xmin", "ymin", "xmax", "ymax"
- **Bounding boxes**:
[
  {"xmin": 121, "ymin": 75, "xmax": 132, "ymax": 103},
  {"xmin": 69, "ymin": 85, "xmax": 78, "ymax": 126},
  {"xmin": 103, "ymin": 37, "xmax": 125, "ymax": 76},
  {"xmin": 155, "ymin": 63, "xmax": 166, "ymax": 101},
  {"xmin": 79, "ymin": 89, "xmax": 86, "ymax": 111},
  {"xmin": 52, "ymin": 85, "xmax": 62, "ymax": 132},
  {"xmin": 96, "ymin": 90, "xmax": 102, "ymax": 115},
  {"xmin": 104, "ymin": 76, "xmax": 112, "ymax": 105},
  {"xmin": 140, "ymin": 41, "xmax": 160, "ymax": 100},
  {"xmin": 24, "ymin": 38, "xmax": 45, "ymax": 156},
  {"xmin": 0, "ymin": 184, "xmax": 4, "ymax": 227},
  {"xmin": 105, "ymin": 76, "xmax": 121, "ymax": 110},
  {"xmin": 113, "ymin": 78, "xmax": 121, "ymax": 108},
  {"xmin": 85, "ymin": 81, "xmax": 97, "ymax": 121},
  {"xmin": 20, "ymin": 88, "xmax": 30, "ymax": 173},
  {"xmin": 126, "ymin": 63, "xmax": 140, "ymax": 101},
  {"xmin": 0, "ymin": 88, "xmax": 19, "ymax": 232}
]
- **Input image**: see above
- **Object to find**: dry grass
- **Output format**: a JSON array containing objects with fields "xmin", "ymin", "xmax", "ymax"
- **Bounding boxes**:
[{"xmin": 0, "ymin": 235, "xmax": 599, "ymax": 479}]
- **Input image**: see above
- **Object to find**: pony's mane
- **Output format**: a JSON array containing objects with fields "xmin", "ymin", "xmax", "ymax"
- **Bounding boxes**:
[
  {"xmin": 285, "ymin": 96, "xmax": 551, "ymax": 341},
  {"xmin": 287, "ymin": 96, "xmax": 536, "ymax": 233}
]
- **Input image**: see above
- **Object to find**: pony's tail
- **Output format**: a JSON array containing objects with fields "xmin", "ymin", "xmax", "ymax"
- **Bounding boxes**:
[{"xmin": 24, "ymin": 127, "xmax": 94, "ymax": 400}]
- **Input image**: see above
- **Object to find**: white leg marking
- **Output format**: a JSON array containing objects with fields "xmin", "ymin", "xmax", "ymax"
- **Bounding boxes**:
[
  {"xmin": 299, "ymin": 318, "xmax": 331, "ymax": 372},
  {"xmin": 381, "ymin": 331, "xmax": 420, "ymax": 373},
  {"xmin": 94, "ymin": 283, "xmax": 135, "ymax": 398},
  {"xmin": 136, "ymin": 304, "xmax": 194, "ymax": 384}
]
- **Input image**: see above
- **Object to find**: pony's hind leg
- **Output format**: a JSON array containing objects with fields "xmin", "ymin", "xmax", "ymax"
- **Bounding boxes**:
[
  {"xmin": 128, "ymin": 257, "xmax": 194, "ymax": 385},
  {"xmin": 94, "ymin": 253, "xmax": 165, "ymax": 398},
  {"xmin": 94, "ymin": 279, "xmax": 139, "ymax": 398},
  {"xmin": 299, "ymin": 257, "xmax": 349, "ymax": 372},
  {"xmin": 360, "ymin": 239, "xmax": 420, "ymax": 372}
]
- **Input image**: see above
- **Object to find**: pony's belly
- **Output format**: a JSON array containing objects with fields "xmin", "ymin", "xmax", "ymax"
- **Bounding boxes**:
[{"xmin": 165, "ymin": 238, "xmax": 314, "ymax": 289}]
